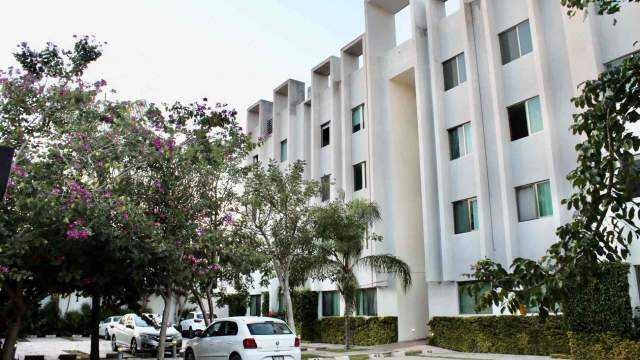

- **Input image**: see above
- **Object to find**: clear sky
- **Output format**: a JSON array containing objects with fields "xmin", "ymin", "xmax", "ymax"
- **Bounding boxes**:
[{"xmin": 0, "ymin": 0, "xmax": 375, "ymax": 125}]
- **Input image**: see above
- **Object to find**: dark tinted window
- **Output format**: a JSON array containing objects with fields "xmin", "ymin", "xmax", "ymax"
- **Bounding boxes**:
[
  {"xmin": 321, "ymin": 122, "xmax": 330, "ymax": 147},
  {"xmin": 443, "ymin": 57, "xmax": 458, "ymax": 91},
  {"xmin": 353, "ymin": 162, "xmax": 366, "ymax": 192},
  {"xmin": 508, "ymin": 102, "xmax": 528, "ymax": 141},
  {"xmin": 247, "ymin": 322, "xmax": 293, "ymax": 335},
  {"xmin": 225, "ymin": 321, "xmax": 238, "ymax": 336},
  {"xmin": 202, "ymin": 323, "xmax": 220, "ymax": 337}
]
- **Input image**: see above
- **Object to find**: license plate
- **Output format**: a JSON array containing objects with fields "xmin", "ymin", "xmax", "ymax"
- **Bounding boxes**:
[{"xmin": 273, "ymin": 356, "xmax": 284, "ymax": 360}]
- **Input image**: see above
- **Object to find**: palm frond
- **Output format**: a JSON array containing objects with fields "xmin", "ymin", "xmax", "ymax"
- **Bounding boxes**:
[{"xmin": 357, "ymin": 254, "xmax": 412, "ymax": 292}]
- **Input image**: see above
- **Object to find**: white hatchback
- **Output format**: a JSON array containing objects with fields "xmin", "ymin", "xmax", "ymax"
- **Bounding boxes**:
[{"xmin": 184, "ymin": 317, "xmax": 300, "ymax": 360}]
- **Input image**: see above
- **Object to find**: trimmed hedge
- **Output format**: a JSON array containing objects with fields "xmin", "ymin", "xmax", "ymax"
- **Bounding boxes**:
[
  {"xmin": 429, "ymin": 316, "xmax": 569, "ymax": 355},
  {"xmin": 568, "ymin": 332, "xmax": 640, "ymax": 360},
  {"xmin": 292, "ymin": 290, "xmax": 319, "ymax": 341},
  {"xmin": 315, "ymin": 316, "xmax": 397, "ymax": 346},
  {"xmin": 563, "ymin": 262, "xmax": 633, "ymax": 335}
]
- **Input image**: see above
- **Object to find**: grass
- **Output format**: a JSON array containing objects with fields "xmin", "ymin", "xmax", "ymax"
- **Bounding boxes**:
[
  {"xmin": 349, "ymin": 356, "xmax": 370, "ymax": 360},
  {"xmin": 405, "ymin": 351, "xmax": 423, "ymax": 357}
]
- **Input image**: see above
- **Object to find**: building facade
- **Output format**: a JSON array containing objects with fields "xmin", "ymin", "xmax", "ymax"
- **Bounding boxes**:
[{"xmin": 245, "ymin": 0, "xmax": 640, "ymax": 341}]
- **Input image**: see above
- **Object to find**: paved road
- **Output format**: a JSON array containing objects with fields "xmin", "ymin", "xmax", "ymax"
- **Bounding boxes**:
[{"xmin": 14, "ymin": 337, "xmax": 183, "ymax": 359}]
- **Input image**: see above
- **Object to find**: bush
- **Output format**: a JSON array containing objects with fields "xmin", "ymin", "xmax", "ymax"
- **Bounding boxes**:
[
  {"xmin": 315, "ymin": 317, "xmax": 397, "ymax": 346},
  {"xmin": 218, "ymin": 293, "xmax": 248, "ymax": 316},
  {"xmin": 562, "ymin": 262, "xmax": 633, "ymax": 335},
  {"xmin": 568, "ymin": 332, "xmax": 640, "ymax": 360},
  {"xmin": 261, "ymin": 292, "xmax": 269, "ymax": 316},
  {"xmin": 428, "ymin": 316, "xmax": 569, "ymax": 356},
  {"xmin": 291, "ymin": 290, "xmax": 318, "ymax": 341}
]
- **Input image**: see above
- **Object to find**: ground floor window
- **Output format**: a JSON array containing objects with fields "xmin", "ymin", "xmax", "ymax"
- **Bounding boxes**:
[
  {"xmin": 458, "ymin": 281, "xmax": 492, "ymax": 315},
  {"xmin": 322, "ymin": 291, "xmax": 340, "ymax": 316},
  {"xmin": 356, "ymin": 288, "xmax": 377, "ymax": 316},
  {"xmin": 278, "ymin": 292, "xmax": 287, "ymax": 313},
  {"xmin": 249, "ymin": 295, "xmax": 261, "ymax": 316}
]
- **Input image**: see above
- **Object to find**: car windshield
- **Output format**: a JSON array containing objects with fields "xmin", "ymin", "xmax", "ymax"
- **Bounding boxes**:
[
  {"xmin": 247, "ymin": 322, "xmax": 292, "ymax": 335},
  {"xmin": 196, "ymin": 314, "xmax": 204, "ymax": 319},
  {"xmin": 113, "ymin": 316, "xmax": 121, "ymax": 321},
  {"xmin": 134, "ymin": 315, "xmax": 158, "ymax": 328}
]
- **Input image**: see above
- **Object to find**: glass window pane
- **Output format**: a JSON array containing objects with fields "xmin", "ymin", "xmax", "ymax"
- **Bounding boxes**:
[
  {"xmin": 453, "ymin": 200, "xmax": 471, "ymax": 234},
  {"xmin": 280, "ymin": 140, "xmax": 288, "ymax": 162},
  {"xmin": 354, "ymin": 163, "xmax": 363, "ymax": 191},
  {"xmin": 508, "ymin": 102, "xmax": 529, "ymax": 141},
  {"xmin": 352, "ymin": 105, "xmax": 363, "ymax": 133},
  {"xmin": 448, "ymin": 127, "xmax": 461, "ymax": 160},
  {"xmin": 536, "ymin": 181, "xmax": 553, "ymax": 217},
  {"xmin": 463, "ymin": 123, "xmax": 473, "ymax": 156},
  {"xmin": 458, "ymin": 282, "xmax": 491, "ymax": 315},
  {"xmin": 332, "ymin": 292, "xmax": 340, "ymax": 316},
  {"xmin": 470, "ymin": 198, "xmax": 479, "ymax": 230},
  {"xmin": 517, "ymin": 185, "xmax": 537, "ymax": 221},
  {"xmin": 517, "ymin": 20, "xmax": 533, "ymax": 56},
  {"xmin": 499, "ymin": 28, "xmax": 520, "ymax": 64},
  {"xmin": 321, "ymin": 124, "xmax": 330, "ymax": 147},
  {"xmin": 443, "ymin": 58, "xmax": 458, "ymax": 90},
  {"xmin": 527, "ymin": 97, "xmax": 543, "ymax": 134},
  {"xmin": 457, "ymin": 53, "xmax": 467, "ymax": 84}
]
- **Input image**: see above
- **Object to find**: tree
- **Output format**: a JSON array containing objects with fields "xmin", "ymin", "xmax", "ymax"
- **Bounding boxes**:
[
  {"xmin": 310, "ymin": 199, "xmax": 412, "ymax": 349},
  {"xmin": 470, "ymin": 24, "xmax": 640, "ymax": 317},
  {"xmin": 238, "ymin": 160, "xmax": 319, "ymax": 334},
  {"xmin": 561, "ymin": 0, "xmax": 640, "ymax": 16}
]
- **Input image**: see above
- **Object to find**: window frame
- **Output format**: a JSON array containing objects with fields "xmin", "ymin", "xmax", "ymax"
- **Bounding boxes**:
[
  {"xmin": 448, "ymin": 122, "xmax": 472, "ymax": 160},
  {"xmin": 499, "ymin": 20, "xmax": 533, "ymax": 65},
  {"xmin": 321, "ymin": 121, "xmax": 331, "ymax": 148},
  {"xmin": 443, "ymin": 53, "xmax": 466, "ymax": 91},
  {"xmin": 353, "ymin": 161, "xmax": 367, "ymax": 192},
  {"xmin": 352, "ymin": 104, "xmax": 365, "ymax": 133},
  {"xmin": 321, "ymin": 174, "xmax": 331, "ymax": 202},
  {"xmin": 249, "ymin": 295, "xmax": 261, "ymax": 316},
  {"xmin": 516, "ymin": 180, "xmax": 553, "ymax": 222},
  {"xmin": 508, "ymin": 96, "xmax": 543, "ymax": 141},
  {"xmin": 322, "ymin": 291, "xmax": 340, "ymax": 317},
  {"xmin": 280, "ymin": 139, "xmax": 288, "ymax": 163},
  {"xmin": 356, "ymin": 288, "xmax": 377, "ymax": 316},
  {"xmin": 453, "ymin": 197, "xmax": 479, "ymax": 234},
  {"xmin": 458, "ymin": 281, "xmax": 492, "ymax": 315}
]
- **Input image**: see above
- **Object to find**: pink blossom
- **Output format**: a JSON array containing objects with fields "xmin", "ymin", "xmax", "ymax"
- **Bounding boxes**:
[
  {"xmin": 175, "ymin": 239, "xmax": 183, "ymax": 246},
  {"xmin": 222, "ymin": 214, "xmax": 236, "ymax": 226},
  {"xmin": 69, "ymin": 181, "xmax": 92, "ymax": 202},
  {"xmin": 11, "ymin": 165, "xmax": 28, "ymax": 177},
  {"xmin": 209, "ymin": 264, "xmax": 222, "ymax": 272},
  {"xmin": 0, "ymin": 265, "xmax": 10, "ymax": 273},
  {"xmin": 51, "ymin": 187, "xmax": 62, "ymax": 195},
  {"xmin": 196, "ymin": 228, "xmax": 204, "ymax": 237},
  {"xmin": 155, "ymin": 181, "xmax": 166, "ymax": 194},
  {"xmin": 153, "ymin": 137, "xmax": 163, "ymax": 152},
  {"xmin": 102, "ymin": 191, "xmax": 113, "ymax": 198},
  {"xmin": 66, "ymin": 220, "xmax": 91, "ymax": 240},
  {"xmin": 166, "ymin": 138, "xmax": 176, "ymax": 152},
  {"xmin": 123, "ymin": 212, "xmax": 129, "ymax": 221}
]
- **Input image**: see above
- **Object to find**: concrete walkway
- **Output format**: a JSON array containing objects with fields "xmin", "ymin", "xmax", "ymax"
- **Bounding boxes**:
[{"xmin": 303, "ymin": 340, "xmax": 553, "ymax": 360}]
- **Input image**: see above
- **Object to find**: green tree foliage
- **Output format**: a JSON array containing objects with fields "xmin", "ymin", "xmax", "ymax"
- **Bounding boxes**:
[
  {"xmin": 309, "ymin": 199, "xmax": 411, "ymax": 349},
  {"xmin": 560, "ymin": 0, "xmax": 640, "ymax": 16},
  {"xmin": 238, "ymin": 160, "xmax": 319, "ymax": 334}
]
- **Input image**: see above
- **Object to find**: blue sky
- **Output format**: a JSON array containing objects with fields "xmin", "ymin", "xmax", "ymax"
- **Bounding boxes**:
[{"xmin": 0, "ymin": 0, "xmax": 374, "ymax": 124}]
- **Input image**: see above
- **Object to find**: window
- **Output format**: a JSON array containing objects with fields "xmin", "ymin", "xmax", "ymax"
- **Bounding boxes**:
[
  {"xmin": 443, "ymin": 53, "xmax": 467, "ymax": 91},
  {"xmin": 516, "ymin": 180, "xmax": 553, "ymax": 222},
  {"xmin": 353, "ymin": 162, "xmax": 367, "ymax": 192},
  {"xmin": 458, "ymin": 282, "xmax": 492, "ymax": 315},
  {"xmin": 202, "ymin": 322, "xmax": 223, "ymax": 337},
  {"xmin": 321, "ymin": 174, "xmax": 331, "ymax": 202},
  {"xmin": 453, "ymin": 197, "xmax": 479, "ymax": 234},
  {"xmin": 278, "ymin": 292, "xmax": 286, "ymax": 313},
  {"xmin": 508, "ymin": 96, "xmax": 543, "ymax": 141},
  {"xmin": 321, "ymin": 122, "xmax": 331, "ymax": 147},
  {"xmin": 448, "ymin": 122, "xmax": 472, "ymax": 160},
  {"xmin": 265, "ymin": 118, "xmax": 273, "ymax": 135},
  {"xmin": 248, "ymin": 322, "xmax": 292, "ymax": 335},
  {"xmin": 444, "ymin": 0, "xmax": 460, "ymax": 16},
  {"xmin": 249, "ymin": 295, "xmax": 261, "ymax": 316},
  {"xmin": 280, "ymin": 139, "xmax": 288, "ymax": 162},
  {"xmin": 356, "ymin": 288, "xmax": 377, "ymax": 316},
  {"xmin": 352, "ymin": 104, "xmax": 364, "ymax": 133},
  {"xmin": 322, "ymin": 291, "xmax": 340, "ymax": 316},
  {"xmin": 499, "ymin": 20, "xmax": 533, "ymax": 65},
  {"xmin": 252, "ymin": 155, "xmax": 259, "ymax": 164},
  {"xmin": 224, "ymin": 321, "xmax": 238, "ymax": 336}
]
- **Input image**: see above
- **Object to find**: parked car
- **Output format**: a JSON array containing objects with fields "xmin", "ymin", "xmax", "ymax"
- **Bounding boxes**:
[
  {"xmin": 184, "ymin": 317, "xmax": 300, "ymax": 360},
  {"xmin": 99, "ymin": 316, "xmax": 121, "ymax": 340},
  {"xmin": 143, "ymin": 313, "xmax": 162, "ymax": 325},
  {"xmin": 111, "ymin": 313, "xmax": 182, "ymax": 356},
  {"xmin": 180, "ymin": 311, "xmax": 207, "ymax": 337}
]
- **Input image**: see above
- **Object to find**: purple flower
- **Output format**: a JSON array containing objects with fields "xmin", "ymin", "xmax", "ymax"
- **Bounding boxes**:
[
  {"xmin": 51, "ymin": 187, "xmax": 62, "ymax": 195},
  {"xmin": 66, "ymin": 220, "xmax": 91, "ymax": 240},
  {"xmin": 0, "ymin": 265, "xmax": 11, "ymax": 273},
  {"xmin": 166, "ymin": 138, "xmax": 176, "ymax": 152},
  {"xmin": 155, "ymin": 181, "xmax": 166, "ymax": 194},
  {"xmin": 11, "ymin": 165, "xmax": 28, "ymax": 177},
  {"xmin": 123, "ymin": 212, "xmax": 129, "ymax": 221},
  {"xmin": 153, "ymin": 137, "xmax": 163, "ymax": 152}
]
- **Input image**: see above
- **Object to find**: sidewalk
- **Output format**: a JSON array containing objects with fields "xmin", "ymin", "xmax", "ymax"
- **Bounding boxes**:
[{"xmin": 302, "ymin": 340, "xmax": 553, "ymax": 360}]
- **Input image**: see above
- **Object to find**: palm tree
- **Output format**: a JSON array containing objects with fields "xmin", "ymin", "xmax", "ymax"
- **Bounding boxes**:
[{"xmin": 310, "ymin": 199, "xmax": 412, "ymax": 350}]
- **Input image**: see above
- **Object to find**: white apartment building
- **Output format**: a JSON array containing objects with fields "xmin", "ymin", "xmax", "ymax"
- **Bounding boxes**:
[{"xmin": 244, "ymin": 0, "xmax": 640, "ymax": 342}]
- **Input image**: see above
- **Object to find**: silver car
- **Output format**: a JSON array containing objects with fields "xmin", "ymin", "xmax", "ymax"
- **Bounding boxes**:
[
  {"xmin": 111, "ymin": 313, "xmax": 182, "ymax": 355},
  {"xmin": 99, "ymin": 316, "xmax": 121, "ymax": 340}
]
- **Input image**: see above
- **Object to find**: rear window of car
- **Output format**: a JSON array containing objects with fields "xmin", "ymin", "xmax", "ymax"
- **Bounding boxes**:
[
  {"xmin": 196, "ymin": 314, "xmax": 204, "ymax": 319},
  {"xmin": 247, "ymin": 322, "xmax": 293, "ymax": 335}
]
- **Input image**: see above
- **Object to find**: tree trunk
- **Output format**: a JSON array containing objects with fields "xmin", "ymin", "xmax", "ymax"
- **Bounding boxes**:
[
  {"xmin": 1, "ymin": 286, "xmax": 25, "ymax": 360},
  {"xmin": 89, "ymin": 294, "xmax": 101, "ymax": 360},
  {"xmin": 157, "ymin": 292, "xmax": 172, "ymax": 360},
  {"xmin": 205, "ymin": 290, "xmax": 215, "ymax": 324},
  {"xmin": 192, "ymin": 287, "xmax": 209, "ymax": 326},
  {"xmin": 344, "ymin": 302, "xmax": 354, "ymax": 350},
  {"xmin": 280, "ymin": 274, "xmax": 296, "ymax": 335}
]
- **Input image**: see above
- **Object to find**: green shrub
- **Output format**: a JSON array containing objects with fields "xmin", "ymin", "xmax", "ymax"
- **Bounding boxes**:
[
  {"xmin": 292, "ymin": 290, "xmax": 319, "ymax": 341},
  {"xmin": 568, "ymin": 332, "xmax": 640, "ymax": 360},
  {"xmin": 428, "ymin": 316, "xmax": 569, "ymax": 356},
  {"xmin": 218, "ymin": 293, "xmax": 248, "ymax": 316},
  {"xmin": 562, "ymin": 262, "xmax": 633, "ymax": 335},
  {"xmin": 315, "ymin": 317, "xmax": 397, "ymax": 346}
]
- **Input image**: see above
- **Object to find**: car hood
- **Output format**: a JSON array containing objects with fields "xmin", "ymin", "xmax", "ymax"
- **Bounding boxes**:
[{"xmin": 139, "ymin": 327, "xmax": 179, "ymax": 336}]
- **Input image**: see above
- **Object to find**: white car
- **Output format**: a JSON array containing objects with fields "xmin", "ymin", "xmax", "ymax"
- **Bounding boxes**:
[
  {"xmin": 184, "ymin": 317, "xmax": 300, "ymax": 360},
  {"xmin": 111, "ymin": 313, "xmax": 182, "ymax": 356},
  {"xmin": 98, "ymin": 316, "xmax": 121, "ymax": 340},
  {"xmin": 143, "ymin": 313, "xmax": 162, "ymax": 325},
  {"xmin": 180, "ymin": 312, "xmax": 207, "ymax": 337}
]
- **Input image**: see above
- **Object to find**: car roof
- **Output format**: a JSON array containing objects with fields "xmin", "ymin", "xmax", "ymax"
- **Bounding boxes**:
[{"xmin": 215, "ymin": 316, "xmax": 286, "ymax": 324}]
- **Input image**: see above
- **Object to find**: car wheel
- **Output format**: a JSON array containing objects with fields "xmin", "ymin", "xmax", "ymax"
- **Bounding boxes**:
[
  {"xmin": 189, "ymin": 327, "xmax": 194, "ymax": 338},
  {"xmin": 130, "ymin": 338, "xmax": 137, "ymax": 356},
  {"xmin": 230, "ymin": 353, "xmax": 241, "ymax": 360},
  {"xmin": 185, "ymin": 349, "xmax": 196, "ymax": 360},
  {"xmin": 104, "ymin": 329, "xmax": 109, "ymax": 340},
  {"xmin": 111, "ymin": 335, "xmax": 118, "ymax": 351}
]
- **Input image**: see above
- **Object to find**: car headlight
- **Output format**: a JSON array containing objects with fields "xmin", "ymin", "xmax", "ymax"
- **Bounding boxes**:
[{"xmin": 140, "ymin": 334, "xmax": 159, "ymax": 343}]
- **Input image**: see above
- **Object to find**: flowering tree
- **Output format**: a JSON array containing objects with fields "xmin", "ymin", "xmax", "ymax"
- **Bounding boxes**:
[{"xmin": 238, "ymin": 160, "xmax": 319, "ymax": 334}]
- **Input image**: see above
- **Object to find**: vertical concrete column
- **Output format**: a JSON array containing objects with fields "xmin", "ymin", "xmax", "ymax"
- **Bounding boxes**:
[
  {"xmin": 329, "ymin": 58, "xmax": 343, "ymax": 199},
  {"xmin": 340, "ymin": 51, "xmax": 357, "ymax": 200}
]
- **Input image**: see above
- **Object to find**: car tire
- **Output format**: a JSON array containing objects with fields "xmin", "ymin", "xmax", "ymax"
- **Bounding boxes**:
[
  {"xmin": 185, "ymin": 349, "xmax": 196, "ymax": 360},
  {"xmin": 130, "ymin": 338, "xmax": 137, "ymax": 356},
  {"xmin": 104, "ymin": 329, "xmax": 109, "ymax": 340},
  {"xmin": 230, "ymin": 353, "xmax": 241, "ymax": 360},
  {"xmin": 111, "ymin": 335, "xmax": 118, "ymax": 351}
]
